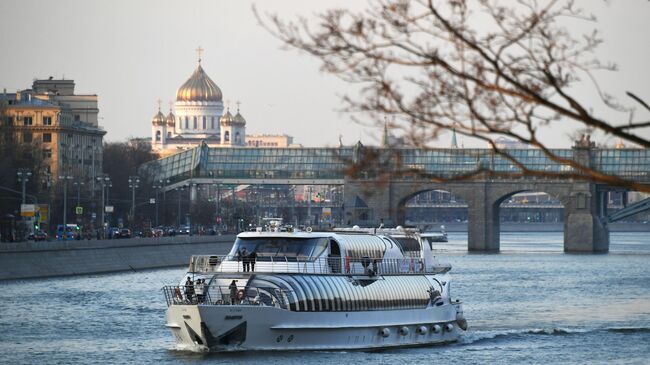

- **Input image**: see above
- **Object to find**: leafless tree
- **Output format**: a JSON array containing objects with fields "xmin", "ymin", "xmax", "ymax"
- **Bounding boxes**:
[{"xmin": 256, "ymin": 0, "xmax": 650, "ymax": 192}]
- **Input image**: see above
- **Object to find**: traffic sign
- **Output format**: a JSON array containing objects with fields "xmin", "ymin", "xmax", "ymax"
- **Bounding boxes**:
[
  {"xmin": 21, "ymin": 204, "xmax": 35, "ymax": 217},
  {"xmin": 75, "ymin": 206, "xmax": 83, "ymax": 215},
  {"xmin": 105, "ymin": 205, "xmax": 114, "ymax": 213}
]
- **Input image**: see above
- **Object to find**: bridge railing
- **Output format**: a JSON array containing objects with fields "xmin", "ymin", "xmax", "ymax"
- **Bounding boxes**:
[{"xmin": 187, "ymin": 254, "xmax": 451, "ymax": 276}]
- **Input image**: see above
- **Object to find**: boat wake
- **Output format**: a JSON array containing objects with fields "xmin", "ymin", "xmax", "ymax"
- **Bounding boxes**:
[{"xmin": 459, "ymin": 326, "xmax": 650, "ymax": 345}]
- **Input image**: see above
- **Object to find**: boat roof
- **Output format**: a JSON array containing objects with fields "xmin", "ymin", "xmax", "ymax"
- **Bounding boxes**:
[{"xmin": 237, "ymin": 231, "xmax": 338, "ymax": 239}]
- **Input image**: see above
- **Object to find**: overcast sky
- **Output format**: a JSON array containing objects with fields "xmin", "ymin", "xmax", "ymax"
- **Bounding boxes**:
[{"xmin": 1, "ymin": 0, "xmax": 648, "ymax": 148}]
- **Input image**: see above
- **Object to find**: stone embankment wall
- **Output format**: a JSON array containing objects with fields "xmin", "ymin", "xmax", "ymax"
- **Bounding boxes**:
[{"xmin": 0, "ymin": 235, "xmax": 236, "ymax": 281}]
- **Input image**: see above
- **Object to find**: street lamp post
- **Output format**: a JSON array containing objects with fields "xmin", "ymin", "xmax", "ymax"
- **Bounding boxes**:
[
  {"xmin": 41, "ymin": 172, "xmax": 52, "ymax": 231},
  {"xmin": 73, "ymin": 181, "xmax": 85, "ymax": 207},
  {"xmin": 213, "ymin": 182, "xmax": 221, "ymax": 227},
  {"xmin": 73, "ymin": 181, "xmax": 85, "ymax": 225},
  {"xmin": 152, "ymin": 181, "xmax": 163, "ymax": 227},
  {"xmin": 59, "ymin": 175, "xmax": 73, "ymax": 227},
  {"xmin": 128, "ymin": 175, "xmax": 140, "ymax": 227},
  {"xmin": 16, "ymin": 168, "xmax": 32, "ymax": 205},
  {"xmin": 97, "ymin": 175, "xmax": 111, "ymax": 237},
  {"xmin": 176, "ymin": 185, "xmax": 186, "ymax": 227},
  {"xmin": 161, "ymin": 179, "xmax": 169, "ymax": 226}
]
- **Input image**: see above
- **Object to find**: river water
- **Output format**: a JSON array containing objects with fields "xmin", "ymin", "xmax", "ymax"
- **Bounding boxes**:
[{"xmin": 1, "ymin": 232, "xmax": 648, "ymax": 364}]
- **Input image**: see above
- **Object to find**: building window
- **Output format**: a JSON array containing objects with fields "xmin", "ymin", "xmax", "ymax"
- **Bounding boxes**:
[
  {"xmin": 193, "ymin": 116, "xmax": 197, "ymax": 129},
  {"xmin": 167, "ymin": 132, "xmax": 171, "ymax": 138},
  {"xmin": 23, "ymin": 116, "xmax": 33, "ymax": 126},
  {"xmin": 184, "ymin": 117, "xmax": 188, "ymax": 129},
  {"xmin": 202, "ymin": 116, "xmax": 206, "ymax": 130},
  {"xmin": 23, "ymin": 132, "xmax": 33, "ymax": 143},
  {"xmin": 43, "ymin": 133, "xmax": 52, "ymax": 143},
  {"xmin": 43, "ymin": 149, "xmax": 52, "ymax": 159},
  {"xmin": 74, "ymin": 114, "xmax": 80, "ymax": 121},
  {"xmin": 3, "ymin": 116, "xmax": 12, "ymax": 126},
  {"xmin": 211, "ymin": 117, "xmax": 215, "ymax": 129},
  {"xmin": 224, "ymin": 131, "xmax": 230, "ymax": 142},
  {"xmin": 43, "ymin": 116, "xmax": 52, "ymax": 126},
  {"xmin": 235, "ymin": 132, "xmax": 240, "ymax": 144},
  {"xmin": 155, "ymin": 130, "xmax": 161, "ymax": 142}
]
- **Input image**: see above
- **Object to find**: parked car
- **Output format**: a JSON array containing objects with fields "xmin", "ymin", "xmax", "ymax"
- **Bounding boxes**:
[
  {"xmin": 177, "ymin": 226, "xmax": 190, "ymax": 235},
  {"xmin": 56, "ymin": 225, "xmax": 77, "ymax": 241},
  {"xmin": 29, "ymin": 230, "xmax": 48, "ymax": 241},
  {"xmin": 152, "ymin": 227, "xmax": 164, "ymax": 237},
  {"xmin": 117, "ymin": 228, "xmax": 132, "ymax": 239},
  {"xmin": 107, "ymin": 227, "xmax": 120, "ymax": 239}
]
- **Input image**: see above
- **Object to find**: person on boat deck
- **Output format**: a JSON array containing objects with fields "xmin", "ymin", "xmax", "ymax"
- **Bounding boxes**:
[
  {"xmin": 229, "ymin": 280, "xmax": 238, "ymax": 305},
  {"xmin": 184, "ymin": 277, "xmax": 195, "ymax": 303},
  {"xmin": 239, "ymin": 248, "xmax": 250, "ymax": 272},
  {"xmin": 195, "ymin": 279, "xmax": 205, "ymax": 304},
  {"xmin": 248, "ymin": 250, "xmax": 257, "ymax": 272}
]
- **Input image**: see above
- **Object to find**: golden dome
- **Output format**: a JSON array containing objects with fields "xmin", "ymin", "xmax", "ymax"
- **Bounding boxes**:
[
  {"xmin": 233, "ymin": 111, "xmax": 246, "ymax": 125},
  {"xmin": 220, "ymin": 110, "xmax": 234, "ymax": 125},
  {"xmin": 166, "ymin": 111, "xmax": 175, "ymax": 127},
  {"xmin": 176, "ymin": 64, "xmax": 223, "ymax": 102},
  {"xmin": 151, "ymin": 111, "xmax": 165, "ymax": 125}
]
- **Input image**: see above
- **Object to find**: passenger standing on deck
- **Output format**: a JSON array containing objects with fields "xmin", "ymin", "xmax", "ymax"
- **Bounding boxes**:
[
  {"xmin": 241, "ymin": 248, "xmax": 249, "ymax": 272},
  {"xmin": 195, "ymin": 279, "xmax": 205, "ymax": 303},
  {"xmin": 249, "ymin": 250, "xmax": 257, "ymax": 272},
  {"xmin": 229, "ymin": 280, "xmax": 238, "ymax": 305},
  {"xmin": 184, "ymin": 277, "xmax": 195, "ymax": 303}
]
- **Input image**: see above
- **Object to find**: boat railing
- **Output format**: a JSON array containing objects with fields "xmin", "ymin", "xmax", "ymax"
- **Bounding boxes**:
[
  {"xmin": 162, "ymin": 284, "xmax": 292, "ymax": 309},
  {"xmin": 187, "ymin": 255, "xmax": 451, "ymax": 275}
]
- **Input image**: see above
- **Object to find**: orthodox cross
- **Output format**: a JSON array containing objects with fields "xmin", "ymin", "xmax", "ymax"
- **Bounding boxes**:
[
  {"xmin": 196, "ymin": 46, "xmax": 204, "ymax": 63},
  {"xmin": 157, "ymin": 99, "xmax": 162, "ymax": 111},
  {"xmin": 236, "ymin": 100, "xmax": 241, "ymax": 112},
  {"xmin": 168, "ymin": 101, "xmax": 173, "ymax": 112}
]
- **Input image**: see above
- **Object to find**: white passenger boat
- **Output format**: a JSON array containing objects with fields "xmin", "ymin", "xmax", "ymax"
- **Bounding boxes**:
[{"xmin": 163, "ymin": 225, "xmax": 467, "ymax": 352}]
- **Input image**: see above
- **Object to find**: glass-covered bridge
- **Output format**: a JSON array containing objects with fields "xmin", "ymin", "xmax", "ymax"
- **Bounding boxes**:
[{"xmin": 140, "ymin": 142, "xmax": 650, "ymax": 187}]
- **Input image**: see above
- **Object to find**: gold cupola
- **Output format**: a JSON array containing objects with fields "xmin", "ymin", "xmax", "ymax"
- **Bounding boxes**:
[
  {"xmin": 220, "ymin": 108, "xmax": 234, "ymax": 125},
  {"xmin": 151, "ymin": 110, "xmax": 165, "ymax": 125},
  {"xmin": 176, "ymin": 63, "xmax": 223, "ymax": 103}
]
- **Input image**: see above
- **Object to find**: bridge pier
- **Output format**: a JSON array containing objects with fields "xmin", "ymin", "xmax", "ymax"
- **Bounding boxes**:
[
  {"xmin": 343, "ymin": 180, "xmax": 392, "ymax": 226},
  {"xmin": 563, "ymin": 190, "xmax": 609, "ymax": 253},
  {"xmin": 467, "ymin": 183, "xmax": 500, "ymax": 252}
]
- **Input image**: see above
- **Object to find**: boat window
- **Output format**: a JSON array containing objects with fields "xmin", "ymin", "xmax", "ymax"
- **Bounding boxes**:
[
  {"xmin": 393, "ymin": 237, "xmax": 420, "ymax": 252},
  {"xmin": 230, "ymin": 237, "xmax": 329, "ymax": 262}
]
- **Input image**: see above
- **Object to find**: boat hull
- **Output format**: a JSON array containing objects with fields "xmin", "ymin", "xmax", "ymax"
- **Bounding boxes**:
[{"xmin": 166, "ymin": 301, "xmax": 465, "ymax": 352}]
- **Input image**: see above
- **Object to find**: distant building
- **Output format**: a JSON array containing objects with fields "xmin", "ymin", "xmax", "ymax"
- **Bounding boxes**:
[
  {"xmin": 493, "ymin": 136, "xmax": 529, "ymax": 149},
  {"xmin": 151, "ymin": 48, "xmax": 297, "ymax": 156},
  {"xmin": 246, "ymin": 134, "xmax": 301, "ymax": 148},
  {"xmin": 0, "ymin": 78, "xmax": 105, "ymax": 181}
]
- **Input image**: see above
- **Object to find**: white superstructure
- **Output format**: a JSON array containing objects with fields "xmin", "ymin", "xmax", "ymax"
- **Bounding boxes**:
[{"xmin": 164, "ymin": 229, "xmax": 467, "ymax": 352}]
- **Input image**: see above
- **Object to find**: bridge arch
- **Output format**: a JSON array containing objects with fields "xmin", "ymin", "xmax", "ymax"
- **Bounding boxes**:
[
  {"xmin": 493, "ymin": 189, "xmax": 566, "ymax": 252},
  {"xmin": 394, "ymin": 184, "xmax": 472, "ymax": 226},
  {"xmin": 397, "ymin": 188, "xmax": 469, "ymax": 228}
]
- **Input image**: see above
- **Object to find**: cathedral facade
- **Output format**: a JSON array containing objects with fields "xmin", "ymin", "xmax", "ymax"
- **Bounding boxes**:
[{"xmin": 151, "ymin": 52, "xmax": 250, "ymax": 156}]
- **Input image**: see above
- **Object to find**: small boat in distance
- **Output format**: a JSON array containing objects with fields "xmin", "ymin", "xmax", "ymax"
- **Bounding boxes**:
[
  {"xmin": 163, "ymin": 223, "xmax": 466, "ymax": 352},
  {"xmin": 421, "ymin": 225, "xmax": 448, "ymax": 243}
]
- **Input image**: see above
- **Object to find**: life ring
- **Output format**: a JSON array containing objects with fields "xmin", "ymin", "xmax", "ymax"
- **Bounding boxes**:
[
  {"xmin": 236, "ymin": 289, "xmax": 245, "ymax": 300},
  {"xmin": 174, "ymin": 287, "xmax": 183, "ymax": 300}
]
